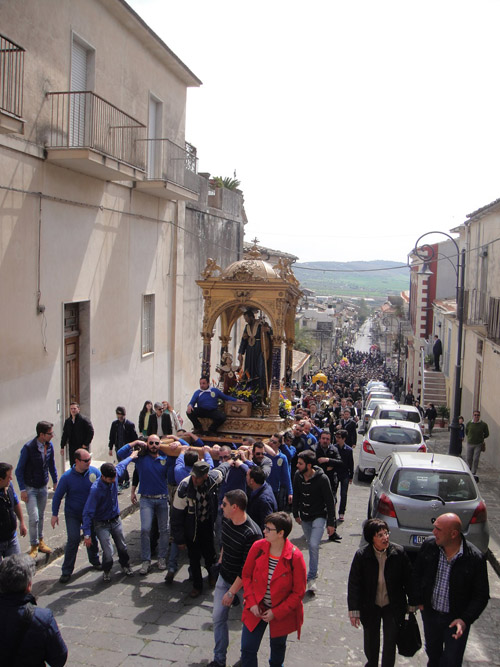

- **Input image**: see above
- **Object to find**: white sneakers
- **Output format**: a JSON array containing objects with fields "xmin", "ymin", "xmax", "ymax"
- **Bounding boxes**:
[
  {"xmin": 307, "ymin": 579, "xmax": 317, "ymax": 593},
  {"xmin": 139, "ymin": 561, "xmax": 151, "ymax": 575}
]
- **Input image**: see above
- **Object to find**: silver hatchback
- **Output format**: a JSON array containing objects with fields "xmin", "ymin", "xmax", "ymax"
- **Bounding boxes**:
[{"xmin": 368, "ymin": 452, "xmax": 489, "ymax": 553}]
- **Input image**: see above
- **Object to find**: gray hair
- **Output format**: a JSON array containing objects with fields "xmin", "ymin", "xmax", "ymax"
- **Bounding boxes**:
[{"xmin": 0, "ymin": 553, "xmax": 35, "ymax": 593}]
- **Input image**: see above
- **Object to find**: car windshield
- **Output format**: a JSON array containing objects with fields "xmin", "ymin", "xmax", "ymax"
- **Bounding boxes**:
[
  {"xmin": 380, "ymin": 410, "xmax": 420, "ymax": 424},
  {"xmin": 390, "ymin": 469, "xmax": 477, "ymax": 501},
  {"xmin": 369, "ymin": 426, "xmax": 421, "ymax": 444}
]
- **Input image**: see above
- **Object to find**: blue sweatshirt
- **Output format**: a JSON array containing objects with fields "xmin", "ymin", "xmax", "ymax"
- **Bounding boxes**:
[
  {"xmin": 117, "ymin": 444, "xmax": 168, "ymax": 495},
  {"xmin": 52, "ymin": 465, "xmax": 101, "ymax": 517},
  {"xmin": 82, "ymin": 457, "xmax": 131, "ymax": 535},
  {"xmin": 266, "ymin": 451, "xmax": 293, "ymax": 495},
  {"xmin": 188, "ymin": 387, "xmax": 237, "ymax": 411}
]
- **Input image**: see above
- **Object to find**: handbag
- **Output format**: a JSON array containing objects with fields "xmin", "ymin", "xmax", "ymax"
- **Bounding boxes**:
[{"xmin": 397, "ymin": 612, "xmax": 422, "ymax": 657}]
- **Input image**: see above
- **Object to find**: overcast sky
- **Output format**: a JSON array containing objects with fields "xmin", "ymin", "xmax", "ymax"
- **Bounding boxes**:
[{"xmin": 129, "ymin": 0, "xmax": 500, "ymax": 263}]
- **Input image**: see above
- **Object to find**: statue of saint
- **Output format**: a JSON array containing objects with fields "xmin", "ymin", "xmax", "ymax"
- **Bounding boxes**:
[
  {"xmin": 237, "ymin": 309, "xmax": 272, "ymax": 400},
  {"xmin": 216, "ymin": 352, "xmax": 239, "ymax": 394}
]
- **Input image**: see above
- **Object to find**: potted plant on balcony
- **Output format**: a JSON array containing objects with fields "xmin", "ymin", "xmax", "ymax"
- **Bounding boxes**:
[{"xmin": 436, "ymin": 405, "xmax": 450, "ymax": 428}]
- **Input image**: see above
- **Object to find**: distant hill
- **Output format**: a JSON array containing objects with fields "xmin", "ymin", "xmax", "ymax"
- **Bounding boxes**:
[{"xmin": 293, "ymin": 260, "xmax": 410, "ymax": 298}]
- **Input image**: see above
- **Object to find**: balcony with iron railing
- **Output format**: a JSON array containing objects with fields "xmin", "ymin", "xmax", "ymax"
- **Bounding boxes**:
[
  {"xmin": 134, "ymin": 138, "xmax": 200, "ymax": 201},
  {"xmin": 45, "ymin": 91, "xmax": 146, "ymax": 181},
  {"xmin": 0, "ymin": 33, "xmax": 25, "ymax": 134}
]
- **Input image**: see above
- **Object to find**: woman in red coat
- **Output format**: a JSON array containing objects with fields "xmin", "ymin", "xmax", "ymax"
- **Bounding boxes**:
[{"xmin": 240, "ymin": 511, "xmax": 307, "ymax": 666}]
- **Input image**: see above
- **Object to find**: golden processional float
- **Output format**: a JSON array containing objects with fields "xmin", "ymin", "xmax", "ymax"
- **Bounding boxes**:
[{"xmin": 196, "ymin": 244, "xmax": 302, "ymax": 439}]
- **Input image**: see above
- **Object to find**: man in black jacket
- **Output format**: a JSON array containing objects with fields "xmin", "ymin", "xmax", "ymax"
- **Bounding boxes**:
[
  {"xmin": 292, "ymin": 449, "xmax": 338, "ymax": 593},
  {"xmin": 171, "ymin": 460, "xmax": 230, "ymax": 598},
  {"xmin": 147, "ymin": 402, "xmax": 173, "ymax": 438},
  {"xmin": 413, "ymin": 512, "xmax": 489, "ymax": 666},
  {"xmin": 60, "ymin": 403, "xmax": 94, "ymax": 466},
  {"xmin": 108, "ymin": 406, "xmax": 138, "ymax": 490}
]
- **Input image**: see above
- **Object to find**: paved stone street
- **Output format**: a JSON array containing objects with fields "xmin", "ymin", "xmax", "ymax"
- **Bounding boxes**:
[{"xmin": 28, "ymin": 431, "xmax": 500, "ymax": 665}]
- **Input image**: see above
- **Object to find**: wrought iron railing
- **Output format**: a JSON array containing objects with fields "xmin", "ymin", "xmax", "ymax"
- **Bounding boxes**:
[
  {"xmin": 141, "ymin": 137, "xmax": 200, "ymax": 193},
  {"xmin": 0, "ymin": 33, "xmax": 25, "ymax": 118},
  {"xmin": 46, "ymin": 91, "xmax": 146, "ymax": 171}
]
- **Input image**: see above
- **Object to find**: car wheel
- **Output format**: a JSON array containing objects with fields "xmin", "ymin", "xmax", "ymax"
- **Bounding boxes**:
[{"xmin": 357, "ymin": 467, "xmax": 369, "ymax": 482}]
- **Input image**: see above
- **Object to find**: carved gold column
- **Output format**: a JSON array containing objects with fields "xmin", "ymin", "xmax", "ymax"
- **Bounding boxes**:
[
  {"xmin": 269, "ymin": 335, "xmax": 283, "ymax": 417},
  {"xmin": 285, "ymin": 338, "xmax": 294, "ymax": 400},
  {"xmin": 201, "ymin": 332, "xmax": 214, "ymax": 378},
  {"xmin": 219, "ymin": 335, "xmax": 231, "ymax": 364}
]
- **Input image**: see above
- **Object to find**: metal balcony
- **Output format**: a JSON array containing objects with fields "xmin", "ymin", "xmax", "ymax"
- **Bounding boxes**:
[
  {"xmin": 45, "ymin": 91, "xmax": 146, "ymax": 181},
  {"xmin": 0, "ymin": 33, "xmax": 25, "ymax": 134},
  {"xmin": 134, "ymin": 138, "xmax": 200, "ymax": 201}
]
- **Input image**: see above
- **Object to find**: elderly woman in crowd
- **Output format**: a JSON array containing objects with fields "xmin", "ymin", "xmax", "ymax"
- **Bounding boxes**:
[
  {"xmin": 347, "ymin": 518, "xmax": 414, "ymax": 667},
  {"xmin": 240, "ymin": 511, "xmax": 306, "ymax": 666}
]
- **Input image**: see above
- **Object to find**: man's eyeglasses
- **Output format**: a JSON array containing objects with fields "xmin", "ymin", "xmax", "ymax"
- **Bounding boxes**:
[
  {"xmin": 78, "ymin": 457, "xmax": 92, "ymax": 463},
  {"xmin": 263, "ymin": 526, "xmax": 277, "ymax": 532}
]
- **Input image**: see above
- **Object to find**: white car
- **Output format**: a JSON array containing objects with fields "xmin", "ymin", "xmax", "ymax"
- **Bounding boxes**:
[
  {"xmin": 358, "ymin": 419, "xmax": 426, "ymax": 481},
  {"xmin": 360, "ymin": 398, "xmax": 399, "ymax": 433}
]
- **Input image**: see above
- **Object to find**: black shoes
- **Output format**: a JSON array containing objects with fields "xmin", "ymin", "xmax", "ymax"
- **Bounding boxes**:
[
  {"xmin": 59, "ymin": 574, "xmax": 71, "ymax": 584},
  {"xmin": 329, "ymin": 533, "xmax": 342, "ymax": 542}
]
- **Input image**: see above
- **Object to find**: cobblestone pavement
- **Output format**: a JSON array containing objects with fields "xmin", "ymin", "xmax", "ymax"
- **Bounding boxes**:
[{"xmin": 27, "ymin": 432, "xmax": 500, "ymax": 665}]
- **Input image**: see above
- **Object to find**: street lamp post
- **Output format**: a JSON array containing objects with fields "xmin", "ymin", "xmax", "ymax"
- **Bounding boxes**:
[{"xmin": 411, "ymin": 232, "xmax": 465, "ymax": 456}]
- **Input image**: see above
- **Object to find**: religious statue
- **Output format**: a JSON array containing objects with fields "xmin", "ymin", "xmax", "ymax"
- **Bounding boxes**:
[
  {"xmin": 237, "ymin": 308, "xmax": 272, "ymax": 401},
  {"xmin": 216, "ymin": 352, "xmax": 239, "ymax": 394}
]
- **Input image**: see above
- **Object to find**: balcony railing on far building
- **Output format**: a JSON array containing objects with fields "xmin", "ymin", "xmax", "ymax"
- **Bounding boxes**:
[
  {"xmin": 45, "ymin": 91, "xmax": 146, "ymax": 181},
  {"xmin": 134, "ymin": 137, "xmax": 200, "ymax": 200},
  {"xmin": 0, "ymin": 33, "xmax": 25, "ymax": 134}
]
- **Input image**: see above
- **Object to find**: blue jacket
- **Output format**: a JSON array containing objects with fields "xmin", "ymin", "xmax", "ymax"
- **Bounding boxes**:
[
  {"xmin": 188, "ymin": 387, "xmax": 237, "ymax": 411},
  {"xmin": 218, "ymin": 462, "xmax": 249, "ymax": 501},
  {"xmin": 0, "ymin": 592, "xmax": 67, "ymax": 666},
  {"xmin": 247, "ymin": 481, "xmax": 278, "ymax": 530},
  {"xmin": 16, "ymin": 438, "xmax": 58, "ymax": 490},
  {"xmin": 82, "ymin": 457, "xmax": 131, "ymax": 534},
  {"xmin": 174, "ymin": 451, "xmax": 214, "ymax": 485},
  {"xmin": 266, "ymin": 451, "xmax": 292, "ymax": 495},
  {"xmin": 117, "ymin": 444, "xmax": 168, "ymax": 495},
  {"xmin": 52, "ymin": 465, "xmax": 101, "ymax": 518}
]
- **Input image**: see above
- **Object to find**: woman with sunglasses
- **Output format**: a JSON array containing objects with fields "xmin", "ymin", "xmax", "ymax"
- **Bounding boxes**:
[
  {"xmin": 347, "ymin": 518, "xmax": 415, "ymax": 667},
  {"xmin": 240, "ymin": 511, "xmax": 306, "ymax": 666}
]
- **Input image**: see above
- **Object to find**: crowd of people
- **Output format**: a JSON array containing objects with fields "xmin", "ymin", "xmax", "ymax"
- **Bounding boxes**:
[{"xmin": 0, "ymin": 348, "xmax": 491, "ymax": 666}]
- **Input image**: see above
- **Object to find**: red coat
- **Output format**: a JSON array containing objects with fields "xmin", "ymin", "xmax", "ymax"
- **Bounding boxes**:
[{"xmin": 242, "ymin": 538, "xmax": 307, "ymax": 639}]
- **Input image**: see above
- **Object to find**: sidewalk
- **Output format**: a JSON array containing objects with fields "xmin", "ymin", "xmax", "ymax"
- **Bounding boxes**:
[{"xmin": 426, "ymin": 427, "xmax": 500, "ymax": 575}]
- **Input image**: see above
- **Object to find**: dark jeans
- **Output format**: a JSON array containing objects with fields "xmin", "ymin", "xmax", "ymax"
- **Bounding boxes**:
[
  {"xmin": 362, "ymin": 604, "xmax": 399, "ymax": 667},
  {"xmin": 186, "ymin": 519, "xmax": 216, "ymax": 590},
  {"xmin": 422, "ymin": 608, "xmax": 470, "ymax": 666},
  {"xmin": 241, "ymin": 620, "xmax": 287, "ymax": 667},
  {"xmin": 337, "ymin": 476, "xmax": 350, "ymax": 516},
  {"xmin": 62, "ymin": 513, "xmax": 99, "ymax": 576},
  {"xmin": 434, "ymin": 354, "xmax": 441, "ymax": 371},
  {"xmin": 189, "ymin": 407, "xmax": 227, "ymax": 433}
]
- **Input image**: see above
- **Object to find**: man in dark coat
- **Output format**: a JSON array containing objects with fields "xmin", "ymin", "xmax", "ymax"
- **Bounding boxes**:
[
  {"xmin": 433, "ymin": 335, "xmax": 443, "ymax": 371},
  {"xmin": 147, "ymin": 402, "xmax": 173, "ymax": 438},
  {"xmin": 108, "ymin": 406, "xmax": 138, "ymax": 489},
  {"xmin": 60, "ymin": 403, "xmax": 94, "ymax": 466},
  {"xmin": 413, "ymin": 512, "xmax": 489, "ymax": 666},
  {"xmin": 0, "ymin": 553, "xmax": 68, "ymax": 666}
]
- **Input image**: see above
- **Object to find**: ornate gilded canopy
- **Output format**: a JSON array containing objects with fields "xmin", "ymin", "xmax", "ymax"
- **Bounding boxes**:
[{"xmin": 196, "ymin": 244, "xmax": 302, "ymax": 426}]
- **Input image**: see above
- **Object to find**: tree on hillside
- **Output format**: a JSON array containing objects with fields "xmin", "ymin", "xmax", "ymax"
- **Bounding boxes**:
[{"xmin": 294, "ymin": 322, "xmax": 315, "ymax": 354}]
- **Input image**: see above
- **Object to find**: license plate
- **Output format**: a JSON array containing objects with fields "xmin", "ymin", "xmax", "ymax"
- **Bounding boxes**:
[{"xmin": 412, "ymin": 534, "xmax": 427, "ymax": 545}]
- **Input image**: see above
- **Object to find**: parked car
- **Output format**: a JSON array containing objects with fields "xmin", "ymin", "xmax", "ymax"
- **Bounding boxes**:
[
  {"xmin": 364, "ymin": 381, "xmax": 388, "ymax": 395},
  {"xmin": 358, "ymin": 419, "xmax": 426, "ymax": 480},
  {"xmin": 367, "ymin": 452, "xmax": 489, "ymax": 553},
  {"xmin": 367, "ymin": 403, "xmax": 424, "ymax": 430},
  {"xmin": 360, "ymin": 398, "xmax": 399, "ymax": 433},
  {"xmin": 364, "ymin": 390, "xmax": 394, "ymax": 407}
]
